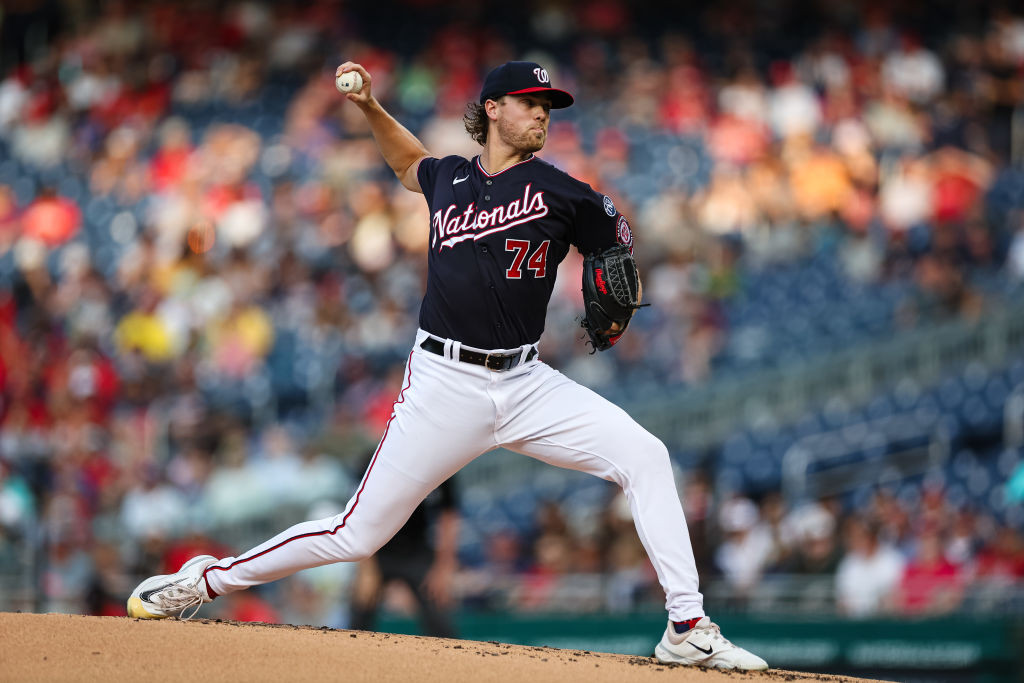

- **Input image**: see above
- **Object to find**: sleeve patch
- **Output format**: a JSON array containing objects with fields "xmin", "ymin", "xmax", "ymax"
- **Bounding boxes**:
[
  {"xmin": 617, "ymin": 215, "xmax": 633, "ymax": 252},
  {"xmin": 602, "ymin": 195, "xmax": 616, "ymax": 217}
]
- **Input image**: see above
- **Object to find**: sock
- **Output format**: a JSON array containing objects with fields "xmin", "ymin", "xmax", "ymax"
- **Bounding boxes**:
[
  {"xmin": 672, "ymin": 617, "xmax": 702, "ymax": 634},
  {"xmin": 203, "ymin": 572, "xmax": 219, "ymax": 600}
]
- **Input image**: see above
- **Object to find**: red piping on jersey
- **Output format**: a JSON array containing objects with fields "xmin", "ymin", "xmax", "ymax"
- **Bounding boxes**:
[
  {"xmin": 475, "ymin": 155, "xmax": 536, "ymax": 177},
  {"xmin": 202, "ymin": 349, "xmax": 417, "ymax": 596}
]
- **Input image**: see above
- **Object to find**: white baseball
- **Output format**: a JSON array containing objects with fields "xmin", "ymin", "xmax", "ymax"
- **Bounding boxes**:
[{"xmin": 336, "ymin": 70, "xmax": 363, "ymax": 94}]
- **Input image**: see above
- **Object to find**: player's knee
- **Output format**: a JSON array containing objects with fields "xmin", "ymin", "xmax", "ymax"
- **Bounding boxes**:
[
  {"xmin": 614, "ymin": 431, "xmax": 672, "ymax": 482},
  {"xmin": 347, "ymin": 546, "xmax": 372, "ymax": 562},
  {"xmin": 644, "ymin": 435, "xmax": 672, "ymax": 471},
  {"xmin": 626, "ymin": 427, "xmax": 667, "ymax": 459},
  {"xmin": 341, "ymin": 535, "xmax": 384, "ymax": 562}
]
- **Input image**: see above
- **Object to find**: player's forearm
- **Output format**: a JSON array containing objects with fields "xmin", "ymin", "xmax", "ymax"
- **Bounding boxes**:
[{"xmin": 356, "ymin": 97, "xmax": 429, "ymax": 187}]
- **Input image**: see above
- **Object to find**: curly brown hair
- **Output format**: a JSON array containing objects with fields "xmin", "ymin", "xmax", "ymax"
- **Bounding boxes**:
[{"xmin": 463, "ymin": 100, "xmax": 491, "ymax": 145}]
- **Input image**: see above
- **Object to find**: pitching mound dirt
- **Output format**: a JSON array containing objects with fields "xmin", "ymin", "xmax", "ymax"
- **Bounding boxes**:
[{"xmin": 1, "ymin": 612, "xmax": 883, "ymax": 682}]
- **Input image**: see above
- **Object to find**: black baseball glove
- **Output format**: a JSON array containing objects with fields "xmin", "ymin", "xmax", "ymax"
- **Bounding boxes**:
[{"xmin": 580, "ymin": 245, "xmax": 647, "ymax": 352}]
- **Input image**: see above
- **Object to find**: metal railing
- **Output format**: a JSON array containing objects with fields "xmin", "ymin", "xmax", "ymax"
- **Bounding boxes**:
[
  {"xmin": 629, "ymin": 300, "xmax": 1024, "ymax": 453},
  {"xmin": 781, "ymin": 414, "xmax": 954, "ymax": 501}
]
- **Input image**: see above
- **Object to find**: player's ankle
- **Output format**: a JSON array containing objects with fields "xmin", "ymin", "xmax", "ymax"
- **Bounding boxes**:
[{"xmin": 672, "ymin": 617, "xmax": 702, "ymax": 634}]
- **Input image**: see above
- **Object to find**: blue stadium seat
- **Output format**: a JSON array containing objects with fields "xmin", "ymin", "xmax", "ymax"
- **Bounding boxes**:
[
  {"xmin": 960, "ymin": 395, "xmax": 998, "ymax": 433},
  {"xmin": 865, "ymin": 395, "xmax": 897, "ymax": 420},
  {"xmin": 938, "ymin": 376, "xmax": 967, "ymax": 411},
  {"xmin": 722, "ymin": 432, "xmax": 754, "ymax": 465}
]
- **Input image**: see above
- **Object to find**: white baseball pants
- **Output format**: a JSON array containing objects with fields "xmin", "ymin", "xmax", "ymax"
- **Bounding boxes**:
[{"xmin": 202, "ymin": 329, "xmax": 705, "ymax": 621}]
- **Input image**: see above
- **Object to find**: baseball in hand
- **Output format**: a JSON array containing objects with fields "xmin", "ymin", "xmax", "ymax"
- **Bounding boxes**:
[{"xmin": 336, "ymin": 70, "xmax": 363, "ymax": 94}]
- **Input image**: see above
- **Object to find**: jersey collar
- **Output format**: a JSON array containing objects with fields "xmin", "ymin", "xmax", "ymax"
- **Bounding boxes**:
[{"xmin": 475, "ymin": 154, "xmax": 536, "ymax": 177}]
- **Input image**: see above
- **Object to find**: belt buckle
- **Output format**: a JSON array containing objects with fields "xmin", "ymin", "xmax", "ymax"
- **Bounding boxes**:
[{"xmin": 484, "ymin": 352, "xmax": 512, "ymax": 371}]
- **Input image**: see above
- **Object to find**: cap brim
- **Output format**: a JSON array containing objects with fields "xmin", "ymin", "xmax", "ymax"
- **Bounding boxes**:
[{"xmin": 504, "ymin": 87, "xmax": 574, "ymax": 109}]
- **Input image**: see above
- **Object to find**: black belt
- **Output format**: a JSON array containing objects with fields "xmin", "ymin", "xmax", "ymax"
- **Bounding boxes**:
[{"xmin": 419, "ymin": 337, "xmax": 537, "ymax": 371}]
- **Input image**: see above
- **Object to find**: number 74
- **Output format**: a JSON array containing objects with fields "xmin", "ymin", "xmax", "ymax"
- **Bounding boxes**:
[{"xmin": 505, "ymin": 239, "xmax": 550, "ymax": 279}]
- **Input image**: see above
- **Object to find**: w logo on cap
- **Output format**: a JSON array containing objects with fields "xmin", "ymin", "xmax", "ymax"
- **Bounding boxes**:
[{"xmin": 479, "ymin": 61, "xmax": 573, "ymax": 108}]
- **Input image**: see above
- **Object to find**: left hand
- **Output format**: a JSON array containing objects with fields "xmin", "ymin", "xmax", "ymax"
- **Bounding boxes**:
[{"xmin": 603, "ymin": 278, "xmax": 641, "ymax": 335}]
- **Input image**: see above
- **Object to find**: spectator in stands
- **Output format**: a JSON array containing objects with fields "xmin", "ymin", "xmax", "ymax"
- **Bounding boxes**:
[
  {"xmin": 836, "ymin": 517, "xmax": 905, "ymax": 617},
  {"xmin": 780, "ymin": 504, "xmax": 842, "ymax": 575},
  {"xmin": 898, "ymin": 253, "xmax": 984, "ymax": 326},
  {"xmin": 119, "ymin": 463, "xmax": 187, "ymax": 541},
  {"xmin": 898, "ymin": 526, "xmax": 965, "ymax": 614},
  {"xmin": 520, "ymin": 501, "xmax": 578, "ymax": 610},
  {"xmin": 714, "ymin": 496, "xmax": 774, "ymax": 603},
  {"xmin": 973, "ymin": 525, "xmax": 1024, "ymax": 581},
  {"xmin": 21, "ymin": 186, "xmax": 80, "ymax": 247}
]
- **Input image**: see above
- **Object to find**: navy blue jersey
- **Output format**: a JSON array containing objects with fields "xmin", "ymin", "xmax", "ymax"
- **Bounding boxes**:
[{"xmin": 416, "ymin": 154, "xmax": 634, "ymax": 349}]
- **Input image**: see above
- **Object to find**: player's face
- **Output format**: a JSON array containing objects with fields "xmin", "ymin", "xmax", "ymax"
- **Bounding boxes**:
[{"xmin": 495, "ymin": 95, "xmax": 552, "ymax": 153}]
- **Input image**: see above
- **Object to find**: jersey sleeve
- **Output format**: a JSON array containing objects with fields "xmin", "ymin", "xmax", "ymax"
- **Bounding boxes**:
[
  {"xmin": 417, "ymin": 155, "xmax": 465, "ymax": 198},
  {"xmin": 416, "ymin": 156, "xmax": 444, "ymax": 197},
  {"xmin": 572, "ymin": 187, "xmax": 634, "ymax": 256}
]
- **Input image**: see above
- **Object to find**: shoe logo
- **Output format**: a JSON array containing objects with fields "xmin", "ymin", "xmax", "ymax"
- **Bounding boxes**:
[
  {"xmin": 139, "ymin": 584, "xmax": 173, "ymax": 602},
  {"xmin": 453, "ymin": 175, "xmax": 469, "ymax": 185},
  {"xmin": 139, "ymin": 576, "xmax": 189, "ymax": 602},
  {"xmin": 689, "ymin": 642, "xmax": 714, "ymax": 656}
]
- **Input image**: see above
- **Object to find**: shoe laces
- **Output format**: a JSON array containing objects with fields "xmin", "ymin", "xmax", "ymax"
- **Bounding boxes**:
[
  {"xmin": 152, "ymin": 581, "xmax": 206, "ymax": 620},
  {"xmin": 694, "ymin": 621, "xmax": 735, "ymax": 649}
]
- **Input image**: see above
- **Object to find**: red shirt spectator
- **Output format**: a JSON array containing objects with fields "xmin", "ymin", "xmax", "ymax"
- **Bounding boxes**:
[
  {"xmin": 899, "ymin": 531, "xmax": 964, "ymax": 614},
  {"xmin": 929, "ymin": 148, "xmax": 991, "ymax": 224},
  {"xmin": 21, "ymin": 188, "xmax": 81, "ymax": 246},
  {"xmin": 974, "ymin": 527, "xmax": 1024, "ymax": 579},
  {"xmin": 149, "ymin": 121, "xmax": 195, "ymax": 193}
]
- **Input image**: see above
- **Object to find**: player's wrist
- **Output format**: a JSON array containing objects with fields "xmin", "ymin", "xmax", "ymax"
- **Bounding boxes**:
[{"xmin": 354, "ymin": 95, "xmax": 380, "ymax": 113}]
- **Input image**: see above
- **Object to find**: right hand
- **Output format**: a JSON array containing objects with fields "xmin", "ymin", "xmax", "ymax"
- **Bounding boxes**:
[{"xmin": 336, "ymin": 62, "xmax": 373, "ymax": 106}]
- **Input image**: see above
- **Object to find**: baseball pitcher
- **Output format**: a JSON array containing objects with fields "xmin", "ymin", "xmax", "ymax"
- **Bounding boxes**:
[{"xmin": 128, "ymin": 60, "xmax": 767, "ymax": 671}]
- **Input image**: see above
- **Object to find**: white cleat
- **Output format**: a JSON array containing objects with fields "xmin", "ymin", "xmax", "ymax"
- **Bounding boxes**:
[
  {"xmin": 127, "ymin": 555, "xmax": 218, "ymax": 620},
  {"xmin": 654, "ymin": 617, "xmax": 768, "ymax": 671}
]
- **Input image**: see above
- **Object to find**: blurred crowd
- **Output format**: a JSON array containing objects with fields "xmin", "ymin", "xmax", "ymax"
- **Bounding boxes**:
[
  {"xmin": 451, "ymin": 473, "xmax": 1024, "ymax": 620},
  {"xmin": 1, "ymin": 0, "xmax": 1023, "ymax": 621},
  {"xmin": 701, "ymin": 479, "xmax": 1023, "ymax": 618}
]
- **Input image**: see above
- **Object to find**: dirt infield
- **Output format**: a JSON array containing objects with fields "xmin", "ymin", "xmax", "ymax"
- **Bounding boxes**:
[{"xmin": 1, "ymin": 612, "xmax": 882, "ymax": 682}]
